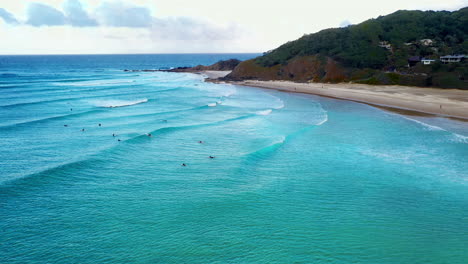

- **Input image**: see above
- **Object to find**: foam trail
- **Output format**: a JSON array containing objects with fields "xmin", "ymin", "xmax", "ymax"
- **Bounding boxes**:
[
  {"xmin": 256, "ymin": 109, "xmax": 273, "ymax": 116},
  {"xmin": 92, "ymin": 99, "xmax": 148, "ymax": 108}
]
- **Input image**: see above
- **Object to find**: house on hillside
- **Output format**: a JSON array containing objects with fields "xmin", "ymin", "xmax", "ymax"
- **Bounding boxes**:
[
  {"xmin": 421, "ymin": 58, "xmax": 436, "ymax": 65},
  {"xmin": 440, "ymin": 55, "xmax": 466, "ymax": 63},
  {"xmin": 420, "ymin": 39, "xmax": 434, "ymax": 46},
  {"xmin": 407, "ymin": 56, "xmax": 421, "ymax": 67},
  {"xmin": 378, "ymin": 41, "xmax": 392, "ymax": 50}
]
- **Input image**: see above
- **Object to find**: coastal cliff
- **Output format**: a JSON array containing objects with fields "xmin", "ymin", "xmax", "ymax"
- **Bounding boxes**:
[{"xmin": 224, "ymin": 8, "xmax": 468, "ymax": 89}]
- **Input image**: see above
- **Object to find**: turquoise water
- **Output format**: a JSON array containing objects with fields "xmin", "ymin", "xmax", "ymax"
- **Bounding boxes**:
[{"xmin": 1, "ymin": 54, "xmax": 467, "ymax": 263}]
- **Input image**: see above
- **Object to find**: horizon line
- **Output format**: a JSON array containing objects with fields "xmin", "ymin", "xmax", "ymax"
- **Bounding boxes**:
[{"xmin": 0, "ymin": 52, "xmax": 263, "ymax": 56}]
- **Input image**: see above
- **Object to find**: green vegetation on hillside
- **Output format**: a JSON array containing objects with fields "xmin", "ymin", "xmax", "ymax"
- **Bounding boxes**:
[{"xmin": 257, "ymin": 8, "xmax": 467, "ymax": 69}]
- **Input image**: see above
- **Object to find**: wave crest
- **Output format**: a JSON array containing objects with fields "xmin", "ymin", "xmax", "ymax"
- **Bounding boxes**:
[
  {"xmin": 403, "ymin": 116, "xmax": 445, "ymax": 131},
  {"xmin": 256, "ymin": 109, "xmax": 272, "ymax": 116},
  {"xmin": 316, "ymin": 114, "xmax": 328, "ymax": 126},
  {"xmin": 92, "ymin": 99, "xmax": 148, "ymax": 108},
  {"xmin": 452, "ymin": 133, "xmax": 468, "ymax": 144},
  {"xmin": 223, "ymin": 89, "xmax": 237, "ymax": 97}
]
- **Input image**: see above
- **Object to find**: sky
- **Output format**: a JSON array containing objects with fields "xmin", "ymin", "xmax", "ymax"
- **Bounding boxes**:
[{"xmin": 0, "ymin": 0, "xmax": 466, "ymax": 54}]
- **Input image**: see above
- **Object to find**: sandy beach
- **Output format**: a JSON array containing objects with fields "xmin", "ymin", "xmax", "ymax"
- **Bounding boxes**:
[{"xmin": 204, "ymin": 71, "xmax": 468, "ymax": 120}]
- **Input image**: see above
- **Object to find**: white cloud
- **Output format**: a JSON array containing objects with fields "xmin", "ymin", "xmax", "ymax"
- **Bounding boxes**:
[
  {"xmin": 0, "ymin": 8, "xmax": 19, "ymax": 24},
  {"xmin": 63, "ymin": 0, "xmax": 98, "ymax": 27},
  {"xmin": 95, "ymin": 1, "xmax": 152, "ymax": 28},
  {"xmin": 150, "ymin": 17, "xmax": 244, "ymax": 41},
  {"xmin": 26, "ymin": 3, "xmax": 66, "ymax": 26}
]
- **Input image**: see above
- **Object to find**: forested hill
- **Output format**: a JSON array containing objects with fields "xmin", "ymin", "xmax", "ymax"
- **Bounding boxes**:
[{"xmin": 226, "ymin": 7, "xmax": 468, "ymax": 89}]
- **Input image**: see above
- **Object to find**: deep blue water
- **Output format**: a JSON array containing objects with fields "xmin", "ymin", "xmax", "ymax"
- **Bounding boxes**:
[{"xmin": 0, "ymin": 54, "xmax": 467, "ymax": 264}]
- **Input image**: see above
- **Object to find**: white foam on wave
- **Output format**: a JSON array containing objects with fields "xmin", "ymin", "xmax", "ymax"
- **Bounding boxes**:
[
  {"xmin": 263, "ymin": 93, "xmax": 284, "ymax": 110},
  {"xmin": 54, "ymin": 79, "xmax": 135, "ymax": 87},
  {"xmin": 402, "ymin": 116, "xmax": 446, "ymax": 131},
  {"xmin": 316, "ymin": 114, "xmax": 328, "ymax": 126},
  {"xmin": 241, "ymin": 136, "xmax": 286, "ymax": 156},
  {"xmin": 256, "ymin": 109, "xmax": 273, "ymax": 116},
  {"xmin": 360, "ymin": 149, "xmax": 425, "ymax": 165},
  {"xmin": 452, "ymin": 133, "xmax": 468, "ymax": 144},
  {"xmin": 274, "ymin": 99, "xmax": 285, "ymax": 110},
  {"xmin": 272, "ymin": 136, "xmax": 286, "ymax": 145},
  {"xmin": 208, "ymin": 102, "xmax": 217, "ymax": 107},
  {"xmin": 92, "ymin": 98, "xmax": 148, "ymax": 108},
  {"xmin": 223, "ymin": 89, "xmax": 237, "ymax": 97},
  {"xmin": 401, "ymin": 116, "xmax": 468, "ymax": 144}
]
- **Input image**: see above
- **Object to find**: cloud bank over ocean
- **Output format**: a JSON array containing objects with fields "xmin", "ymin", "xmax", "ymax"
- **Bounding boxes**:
[
  {"xmin": 0, "ymin": 8, "xmax": 19, "ymax": 25},
  {"xmin": 64, "ymin": 0, "xmax": 98, "ymax": 27},
  {"xmin": 0, "ymin": 0, "xmax": 242, "ymax": 41},
  {"xmin": 96, "ymin": 1, "xmax": 153, "ymax": 28},
  {"xmin": 26, "ymin": 3, "xmax": 67, "ymax": 27}
]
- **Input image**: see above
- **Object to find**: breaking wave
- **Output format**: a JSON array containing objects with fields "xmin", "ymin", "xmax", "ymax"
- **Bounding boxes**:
[
  {"xmin": 316, "ymin": 114, "xmax": 328, "ymax": 126},
  {"xmin": 402, "ymin": 116, "xmax": 467, "ymax": 144},
  {"xmin": 54, "ymin": 79, "xmax": 136, "ymax": 87},
  {"xmin": 242, "ymin": 136, "xmax": 286, "ymax": 156},
  {"xmin": 452, "ymin": 133, "xmax": 468, "ymax": 144},
  {"xmin": 403, "ymin": 116, "xmax": 445, "ymax": 131},
  {"xmin": 92, "ymin": 99, "xmax": 149, "ymax": 108},
  {"xmin": 274, "ymin": 102, "xmax": 285, "ymax": 110},
  {"xmin": 223, "ymin": 89, "xmax": 237, "ymax": 97},
  {"xmin": 256, "ymin": 109, "xmax": 273, "ymax": 116}
]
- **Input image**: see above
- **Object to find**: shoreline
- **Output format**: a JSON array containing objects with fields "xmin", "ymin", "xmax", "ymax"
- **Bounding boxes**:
[{"xmin": 200, "ymin": 71, "xmax": 468, "ymax": 120}]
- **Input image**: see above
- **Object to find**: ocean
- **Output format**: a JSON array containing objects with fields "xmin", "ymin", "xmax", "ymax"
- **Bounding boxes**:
[{"xmin": 1, "ymin": 54, "xmax": 467, "ymax": 263}]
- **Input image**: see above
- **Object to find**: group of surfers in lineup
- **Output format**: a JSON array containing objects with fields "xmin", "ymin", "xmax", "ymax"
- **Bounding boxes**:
[{"xmin": 64, "ymin": 121, "xmax": 215, "ymax": 167}]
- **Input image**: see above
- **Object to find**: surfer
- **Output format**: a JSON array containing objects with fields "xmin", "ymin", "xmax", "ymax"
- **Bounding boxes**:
[
  {"xmin": 209, "ymin": 156, "xmax": 215, "ymax": 159},
  {"xmin": 147, "ymin": 133, "xmax": 152, "ymax": 137},
  {"xmin": 182, "ymin": 163, "xmax": 187, "ymax": 167},
  {"xmin": 99, "ymin": 123, "xmax": 102, "ymax": 127},
  {"xmin": 64, "ymin": 125, "xmax": 68, "ymax": 127},
  {"xmin": 198, "ymin": 141, "xmax": 203, "ymax": 144},
  {"xmin": 81, "ymin": 128, "xmax": 85, "ymax": 132},
  {"xmin": 118, "ymin": 139, "xmax": 121, "ymax": 142},
  {"xmin": 113, "ymin": 133, "xmax": 115, "ymax": 137}
]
